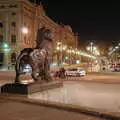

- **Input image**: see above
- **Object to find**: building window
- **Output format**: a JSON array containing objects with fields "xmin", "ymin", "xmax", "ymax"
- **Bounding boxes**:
[
  {"xmin": 0, "ymin": 53, "xmax": 4, "ymax": 66},
  {"xmin": 0, "ymin": 23, "xmax": 3, "ymax": 28},
  {"xmin": 11, "ymin": 53, "xmax": 16, "ymax": 64},
  {"xmin": 9, "ymin": 4, "xmax": 17, "ymax": 8},
  {"xmin": 0, "ymin": 35, "xmax": 3, "ymax": 43},
  {"xmin": 12, "ymin": 12, "xmax": 16, "ymax": 15},
  {"xmin": 11, "ymin": 35, "xmax": 16, "ymax": 44},
  {"xmin": 0, "ymin": 5, "xmax": 5, "ymax": 9},
  {"xmin": 11, "ymin": 22, "xmax": 16, "ymax": 27}
]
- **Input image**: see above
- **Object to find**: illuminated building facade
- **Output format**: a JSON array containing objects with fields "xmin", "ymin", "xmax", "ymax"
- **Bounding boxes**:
[{"xmin": 0, "ymin": 0, "xmax": 78, "ymax": 68}]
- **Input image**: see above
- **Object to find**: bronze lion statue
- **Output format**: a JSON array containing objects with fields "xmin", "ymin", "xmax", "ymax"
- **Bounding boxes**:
[{"xmin": 15, "ymin": 27, "xmax": 53, "ymax": 83}]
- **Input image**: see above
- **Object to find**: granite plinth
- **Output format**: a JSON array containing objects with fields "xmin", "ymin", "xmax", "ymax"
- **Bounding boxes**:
[{"xmin": 1, "ymin": 81, "xmax": 63, "ymax": 94}]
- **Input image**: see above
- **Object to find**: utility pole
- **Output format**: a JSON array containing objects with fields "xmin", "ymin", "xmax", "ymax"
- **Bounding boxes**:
[{"xmin": 90, "ymin": 42, "xmax": 93, "ymax": 72}]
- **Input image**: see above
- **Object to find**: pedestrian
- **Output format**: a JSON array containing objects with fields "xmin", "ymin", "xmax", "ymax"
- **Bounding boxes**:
[{"xmin": 60, "ymin": 67, "xmax": 66, "ymax": 78}]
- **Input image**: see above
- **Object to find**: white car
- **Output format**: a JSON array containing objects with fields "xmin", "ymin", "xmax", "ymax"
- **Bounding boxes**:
[{"xmin": 65, "ymin": 68, "xmax": 86, "ymax": 77}]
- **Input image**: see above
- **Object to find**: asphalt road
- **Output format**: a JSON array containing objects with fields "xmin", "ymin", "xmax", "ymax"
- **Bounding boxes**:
[
  {"xmin": 0, "ymin": 71, "xmax": 120, "ymax": 83},
  {"xmin": 64, "ymin": 73, "xmax": 120, "ymax": 84}
]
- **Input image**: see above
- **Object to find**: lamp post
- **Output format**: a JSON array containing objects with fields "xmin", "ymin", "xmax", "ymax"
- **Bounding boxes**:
[
  {"xmin": 56, "ymin": 41, "xmax": 62, "ymax": 66},
  {"xmin": 56, "ymin": 42, "xmax": 68, "ymax": 66},
  {"xmin": 1, "ymin": 41, "xmax": 10, "ymax": 69},
  {"xmin": 87, "ymin": 42, "xmax": 100, "ymax": 72},
  {"xmin": 87, "ymin": 42, "xmax": 93, "ymax": 72},
  {"xmin": 69, "ymin": 47, "xmax": 72, "ymax": 65}
]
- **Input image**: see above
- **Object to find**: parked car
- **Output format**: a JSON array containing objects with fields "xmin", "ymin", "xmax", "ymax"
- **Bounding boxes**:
[
  {"xmin": 65, "ymin": 68, "xmax": 86, "ymax": 77},
  {"xmin": 108, "ymin": 63, "xmax": 120, "ymax": 72},
  {"xmin": 108, "ymin": 63, "xmax": 116, "ymax": 72}
]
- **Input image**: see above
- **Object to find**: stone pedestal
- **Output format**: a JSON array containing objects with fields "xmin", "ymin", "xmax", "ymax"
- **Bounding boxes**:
[{"xmin": 1, "ymin": 81, "xmax": 63, "ymax": 95}]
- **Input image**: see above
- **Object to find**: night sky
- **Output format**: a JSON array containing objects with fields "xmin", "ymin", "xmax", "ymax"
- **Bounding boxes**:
[{"xmin": 30, "ymin": 0, "xmax": 120, "ymax": 50}]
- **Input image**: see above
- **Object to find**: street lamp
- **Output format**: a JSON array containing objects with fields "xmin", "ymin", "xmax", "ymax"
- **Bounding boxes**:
[
  {"xmin": 87, "ymin": 46, "xmax": 91, "ymax": 51},
  {"xmin": 87, "ymin": 42, "xmax": 100, "ymax": 72},
  {"xmin": 56, "ymin": 41, "xmax": 63, "ymax": 66},
  {"xmin": 90, "ymin": 42, "xmax": 93, "ymax": 53},
  {"xmin": 93, "ymin": 46, "xmax": 97, "ymax": 51},
  {"xmin": 0, "ymin": 41, "xmax": 11, "ymax": 68},
  {"xmin": 3, "ymin": 42, "xmax": 8, "ymax": 48},
  {"xmin": 86, "ymin": 42, "xmax": 93, "ymax": 72},
  {"xmin": 2, "ymin": 41, "xmax": 10, "ymax": 52},
  {"xmin": 21, "ymin": 27, "xmax": 28, "ymax": 34}
]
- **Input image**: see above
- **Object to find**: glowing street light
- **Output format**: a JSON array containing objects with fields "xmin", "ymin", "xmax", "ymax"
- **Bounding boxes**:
[
  {"xmin": 87, "ymin": 46, "xmax": 90, "ymax": 51},
  {"xmin": 2, "ymin": 41, "xmax": 10, "ymax": 52},
  {"xmin": 115, "ymin": 46, "xmax": 119, "ymax": 49},
  {"xmin": 93, "ymin": 46, "xmax": 97, "ymax": 51},
  {"xmin": 62, "ymin": 45, "xmax": 67, "ymax": 50},
  {"xmin": 21, "ymin": 27, "xmax": 28, "ymax": 34},
  {"xmin": 56, "ymin": 46, "xmax": 60, "ymax": 51},
  {"xmin": 3, "ymin": 42, "xmax": 8, "ymax": 48}
]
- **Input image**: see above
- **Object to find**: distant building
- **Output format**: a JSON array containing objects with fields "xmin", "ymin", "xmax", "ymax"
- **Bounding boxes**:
[{"xmin": 0, "ymin": 0, "xmax": 78, "ymax": 68}]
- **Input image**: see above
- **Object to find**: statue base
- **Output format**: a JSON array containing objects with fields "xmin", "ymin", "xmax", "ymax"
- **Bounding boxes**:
[{"xmin": 1, "ymin": 80, "xmax": 63, "ymax": 95}]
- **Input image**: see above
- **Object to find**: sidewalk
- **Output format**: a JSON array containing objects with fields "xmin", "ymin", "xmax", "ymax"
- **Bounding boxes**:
[
  {"xmin": 0, "ymin": 94, "xmax": 120, "ymax": 120},
  {"xmin": 0, "ymin": 95, "xmax": 106, "ymax": 120}
]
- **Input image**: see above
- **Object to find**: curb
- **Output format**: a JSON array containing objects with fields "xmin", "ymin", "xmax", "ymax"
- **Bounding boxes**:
[
  {"xmin": 64, "ymin": 79, "xmax": 120, "ymax": 84},
  {"xmin": 0, "ymin": 94, "xmax": 120, "ymax": 120},
  {"xmin": 88, "ymin": 72, "xmax": 120, "ymax": 75}
]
